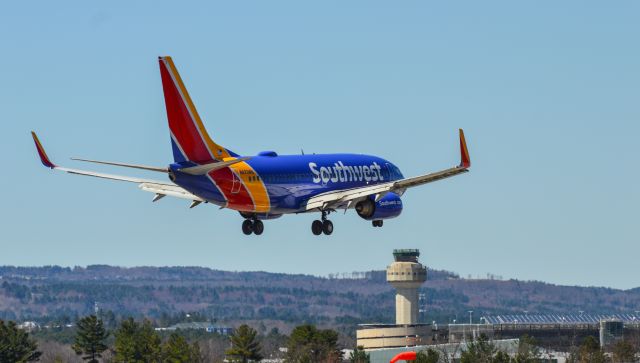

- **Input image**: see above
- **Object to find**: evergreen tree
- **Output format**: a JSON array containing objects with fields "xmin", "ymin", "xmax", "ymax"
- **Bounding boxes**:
[
  {"xmin": 285, "ymin": 324, "xmax": 342, "ymax": 363},
  {"xmin": 513, "ymin": 334, "xmax": 542, "ymax": 363},
  {"xmin": 137, "ymin": 320, "xmax": 162, "ymax": 362},
  {"xmin": 190, "ymin": 341, "xmax": 204, "ymax": 363},
  {"xmin": 493, "ymin": 350, "xmax": 511, "ymax": 363},
  {"xmin": 162, "ymin": 332, "xmax": 201, "ymax": 363},
  {"xmin": 460, "ymin": 334, "xmax": 497, "ymax": 363},
  {"xmin": 0, "ymin": 320, "xmax": 41, "ymax": 362},
  {"xmin": 72, "ymin": 315, "xmax": 109, "ymax": 363},
  {"xmin": 460, "ymin": 334, "xmax": 511, "ymax": 363},
  {"xmin": 578, "ymin": 336, "xmax": 606, "ymax": 363},
  {"xmin": 568, "ymin": 336, "xmax": 607, "ymax": 363},
  {"xmin": 113, "ymin": 318, "xmax": 161, "ymax": 363},
  {"xmin": 349, "ymin": 345, "xmax": 370, "ymax": 363},
  {"xmin": 113, "ymin": 318, "xmax": 138, "ymax": 361},
  {"xmin": 225, "ymin": 324, "xmax": 263, "ymax": 363},
  {"xmin": 415, "ymin": 348, "xmax": 440, "ymax": 363}
]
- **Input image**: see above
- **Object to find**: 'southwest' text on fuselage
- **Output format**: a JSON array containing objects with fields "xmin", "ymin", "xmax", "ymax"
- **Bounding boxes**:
[{"xmin": 309, "ymin": 161, "xmax": 384, "ymax": 184}]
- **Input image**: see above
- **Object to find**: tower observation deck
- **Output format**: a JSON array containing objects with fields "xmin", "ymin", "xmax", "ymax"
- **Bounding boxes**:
[{"xmin": 386, "ymin": 249, "xmax": 427, "ymax": 325}]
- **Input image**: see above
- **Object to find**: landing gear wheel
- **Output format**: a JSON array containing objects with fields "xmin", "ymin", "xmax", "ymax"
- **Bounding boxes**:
[
  {"xmin": 322, "ymin": 220, "xmax": 334, "ymax": 235},
  {"xmin": 253, "ymin": 220, "xmax": 264, "ymax": 235},
  {"xmin": 242, "ymin": 220, "xmax": 253, "ymax": 235},
  {"xmin": 311, "ymin": 220, "xmax": 323, "ymax": 235},
  {"xmin": 372, "ymin": 220, "xmax": 384, "ymax": 227}
]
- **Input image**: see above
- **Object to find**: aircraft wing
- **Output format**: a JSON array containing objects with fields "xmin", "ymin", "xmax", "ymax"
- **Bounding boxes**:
[
  {"xmin": 31, "ymin": 132, "xmax": 204, "ymax": 203},
  {"xmin": 305, "ymin": 129, "xmax": 471, "ymax": 211}
]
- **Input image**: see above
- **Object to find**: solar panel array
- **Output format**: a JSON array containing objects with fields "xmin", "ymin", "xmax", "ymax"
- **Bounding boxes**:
[{"xmin": 483, "ymin": 313, "xmax": 640, "ymax": 325}]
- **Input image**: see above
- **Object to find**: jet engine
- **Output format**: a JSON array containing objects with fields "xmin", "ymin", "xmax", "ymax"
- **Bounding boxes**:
[{"xmin": 355, "ymin": 192, "xmax": 403, "ymax": 220}]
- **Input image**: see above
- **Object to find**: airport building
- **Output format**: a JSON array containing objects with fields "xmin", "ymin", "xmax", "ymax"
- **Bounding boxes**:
[
  {"xmin": 155, "ymin": 322, "xmax": 233, "ymax": 335},
  {"xmin": 355, "ymin": 249, "xmax": 640, "ymax": 363}
]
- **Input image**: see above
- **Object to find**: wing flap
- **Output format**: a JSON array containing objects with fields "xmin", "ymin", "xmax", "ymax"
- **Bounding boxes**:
[
  {"xmin": 305, "ymin": 182, "xmax": 394, "ymax": 211},
  {"xmin": 139, "ymin": 183, "xmax": 204, "ymax": 201}
]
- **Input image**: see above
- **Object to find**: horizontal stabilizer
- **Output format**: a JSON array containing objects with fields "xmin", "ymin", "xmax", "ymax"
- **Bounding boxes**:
[
  {"xmin": 71, "ymin": 158, "xmax": 168, "ymax": 173},
  {"xmin": 176, "ymin": 157, "xmax": 251, "ymax": 175},
  {"xmin": 139, "ymin": 183, "xmax": 204, "ymax": 201}
]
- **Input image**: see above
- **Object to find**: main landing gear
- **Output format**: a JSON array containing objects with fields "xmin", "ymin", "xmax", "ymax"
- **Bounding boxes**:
[
  {"xmin": 242, "ymin": 218, "xmax": 264, "ymax": 235},
  {"xmin": 312, "ymin": 210, "xmax": 333, "ymax": 236},
  {"xmin": 372, "ymin": 220, "xmax": 384, "ymax": 228}
]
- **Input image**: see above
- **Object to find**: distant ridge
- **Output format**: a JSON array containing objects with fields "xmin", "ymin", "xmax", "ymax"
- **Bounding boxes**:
[{"xmin": 1, "ymin": 265, "xmax": 638, "ymax": 328}]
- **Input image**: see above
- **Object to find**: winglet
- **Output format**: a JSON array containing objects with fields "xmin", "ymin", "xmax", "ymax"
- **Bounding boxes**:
[
  {"xmin": 459, "ymin": 129, "xmax": 471, "ymax": 168},
  {"xmin": 31, "ymin": 131, "xmax": 57, "ymax": 169}
]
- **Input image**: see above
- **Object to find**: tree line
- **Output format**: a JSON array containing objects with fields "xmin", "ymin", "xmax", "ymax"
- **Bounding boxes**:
[
  {"xmin": 3, "ymin": 316, "xmax": 639, "ymax": 362},
  {"xmin": 0, "ymin": 316, "xmax": 348, "ymax": 363}
]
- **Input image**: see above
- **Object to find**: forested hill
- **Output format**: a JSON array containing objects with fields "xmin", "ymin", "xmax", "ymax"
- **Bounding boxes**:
[{"xmin": 0, "ymin": 265, "xmax": 638, "ymax": 330}]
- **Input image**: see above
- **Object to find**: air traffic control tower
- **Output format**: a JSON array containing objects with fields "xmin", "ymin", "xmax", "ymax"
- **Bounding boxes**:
[
  {"xmin": 387, "ymin": 249, "xmax": 427, "ymax": 324},
  {"xmin": 356, "ymin": 249, "xmax": 431, "ymax": 349}
]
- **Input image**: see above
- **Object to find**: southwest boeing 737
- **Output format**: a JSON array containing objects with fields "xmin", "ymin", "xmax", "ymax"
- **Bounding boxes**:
[{"xmin": 32, "ymin": 56, "xmax": 471, "ymax": 236}]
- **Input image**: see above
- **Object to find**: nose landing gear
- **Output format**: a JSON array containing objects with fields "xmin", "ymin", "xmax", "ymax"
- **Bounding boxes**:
[
  {"xmin": 311, "ymin": 220, "xmax": 323, "ymax": 235},
  {"xmin": 372, "ymin": 220, "xmax": 384, "ymax": 228}
]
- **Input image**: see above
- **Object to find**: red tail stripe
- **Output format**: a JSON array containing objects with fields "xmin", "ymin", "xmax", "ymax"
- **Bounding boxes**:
[{"xmin": 159, "ymin": 61, "xmax": 213, "ymax": 163}]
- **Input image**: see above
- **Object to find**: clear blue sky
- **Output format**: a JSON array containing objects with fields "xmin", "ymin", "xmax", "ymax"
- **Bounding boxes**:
[{"xmin": 1, "ymin": 1, "xmax": 638, "ymax": 289}]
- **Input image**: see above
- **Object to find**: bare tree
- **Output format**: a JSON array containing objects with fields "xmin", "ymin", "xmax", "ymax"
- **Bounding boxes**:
[{"xmin": 38, "ymin": 340, "xmax": 83, "ymax": 363}]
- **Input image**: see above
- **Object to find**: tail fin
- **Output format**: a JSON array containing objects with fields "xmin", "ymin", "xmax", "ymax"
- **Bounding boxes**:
[{"xmin": 158, "ymin": 56, "xmax": 231, "ymax": 163}]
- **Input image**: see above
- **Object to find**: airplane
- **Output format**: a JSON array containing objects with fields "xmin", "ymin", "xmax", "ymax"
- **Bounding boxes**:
[{"xmin": 32, "ymin": 56, "xmax": 471, "ymax": 236}]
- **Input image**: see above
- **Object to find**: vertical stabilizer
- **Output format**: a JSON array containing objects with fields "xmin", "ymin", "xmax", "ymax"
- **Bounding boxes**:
[{"xmin": 158, "ymin": 56, "xmax": 231, "ymax": 163}]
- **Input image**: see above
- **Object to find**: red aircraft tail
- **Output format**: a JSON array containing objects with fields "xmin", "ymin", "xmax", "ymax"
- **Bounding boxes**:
[{"xmin": 158, "ymin": 56, "xmax": 231, "ymax": 163}]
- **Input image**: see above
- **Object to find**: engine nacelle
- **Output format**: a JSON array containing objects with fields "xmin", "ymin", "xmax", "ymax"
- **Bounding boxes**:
[{"xmin": 355, "ymin": 192, "xmax": 403, "ymax": 221}]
